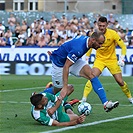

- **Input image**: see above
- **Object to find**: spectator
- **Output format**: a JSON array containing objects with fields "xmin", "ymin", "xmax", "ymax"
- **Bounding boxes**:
[
  {"xmin": 50, "ymin": 28, "xmax": 59, "ymax": 44},
  {"xmin": 0, "ymin": 36, "xmax": 6, "ymax": 46},
  {"xmin": 34, "ymin": 29, "xmax": 42, "ymax": 43},
  {"xmin": 88, "ymin": 27, "xmax": 95, "ymax": 36},
  {"xmin": 26, "ymin": 34, "xmax": 35, "ymax": 46},
  {"xmin": 93, "ymin": 21, "xmax": 98, "ymax": 32},
  {"xmin": 128, "ymin": 36, "xmax": 133, "ymax": 47},
  {"xmin": 37, "ymin": 34, "xmax": 47, "ymax": 47},
  {"xmin": 48, "ymin": 38, "xmax": 58, "ymax": 46},
  {"xmin": 50, "ymin": 14, "xmax": 57, "ymax": 24},
  {"xmin": 70, "ymin": 23, "xmax": 78, "ymax": 38},
  {"xmin": 125, "ymin": 28, "xmax": 131, "ymax": 42},
  {"xmin": 0, "ymin": 22, "xmax": 5, "ymax": 36},
  {"xmin": 58, "ymin": 35, "xmax": 66, "ymax": 46},
  {"xmin": 44, "ymin": 30, "xmax": 51, "ymax": 44},
  {"xmin": 17, "ymin": 31, "xmax": 25, "ymax": 45},
  {"xmin": 54, "ymin": 19, "xmax": 60, "ymax": 29},
  {"xmin": 15, "ymin": 22, "xmax": 21, "ymax": 38},
  {"xmin": 114, "ymin": 20, "xmax": 121, "ymax": 30},
  {"xmin": 60, "ymin": 15, "xmax": 68, "ymax": 27},
  {"xmin": 66, "ymin": 23, "xmax": 73, "ymax": 39},
  {"xmin": 31, "ymin": 20, "xmax": 38, "ymax": 33},
  {"xmin": 70, "ymin": 15, "xmax": 78, "ymax": 25},
  {"xmin": 44, "ymin": 20, "xmax": 51, "ymax": 29},
  {"xmin": 40, "ymin": 17, "xmax": 46, "ymax": 26},
  {"xmin": 57, "ymin": 24, "xmax": 65, "ymax": 39},
  {"xmin": 79, "ymin": 27, "xmax": 86, "ymax": 36},
  {"xmin": 4, "ymin": 28, "xmax": 13, "ymax": 46},
  {"xmin": 21, "ymin": 20, "xmax": 28, "ymax": 39},
  {"xmin": 81, "ymin": 14, "xmax": 90, "ymax": 27},
  {"xmin": 107, "ymin": 21, "xmax": 114, "ymax": 29},
  {"xmin": 107, "ymin": 13, "xmax": 115, "ymax": 24},
  {"xmin": 8, "ymin": 14, "xmax": 16, "ymax": 34},
  {"xmin": 131, "ymin": 30, "xmax": 133, "ymax": 37},
  {"xmin": 14, "ymin": 37, "xmax": 23, "ymax": 46},
  {"xmin": 117, "ymin": 28, "xmax": 127, "ymax": 44}
]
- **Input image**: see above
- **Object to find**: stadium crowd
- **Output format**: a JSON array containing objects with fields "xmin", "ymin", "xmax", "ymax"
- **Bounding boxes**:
[{"xmin": 0, "ymin": 13, "xmax": 133, "ymax": 47}]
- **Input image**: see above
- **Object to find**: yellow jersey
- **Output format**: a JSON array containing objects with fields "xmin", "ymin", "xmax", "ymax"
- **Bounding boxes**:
[{"xmin": 86, "ymin": 28, "xmax": 126, "ymax": 61}]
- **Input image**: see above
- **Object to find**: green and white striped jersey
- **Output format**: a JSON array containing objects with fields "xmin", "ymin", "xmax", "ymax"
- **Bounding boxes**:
[{"xmin": 31, "ymin": 92, "xmax": 67, "ymax": 126}]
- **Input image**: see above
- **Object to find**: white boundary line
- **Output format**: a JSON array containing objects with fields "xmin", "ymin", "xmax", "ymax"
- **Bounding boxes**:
[
  {"xmin": 0, "ymin": 82, "xmax": 132, "ymax": 93},
  {"xmin": 40, "ymin": 115, "xmax": 133, "ymax": 133},
  {"xmin": 1, "ymin": 83, "xmax": 133, "ymax": 133},
  {"xmin": 0, "ymin": 86, "xmax": 44, "ymax": 92},
  {"xmin": 0, "ymin": 101, "xmax": 132, "ymax": 107}
]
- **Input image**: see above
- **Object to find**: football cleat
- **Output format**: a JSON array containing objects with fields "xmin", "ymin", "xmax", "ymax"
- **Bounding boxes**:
[
  {"xmin": 68, "ymin": 99, "xmax": 80, "ymax": 107},
  {"xmin": 79, "ymin": 97, "xmax": 87, "ymax": 103},
  {"xmin": 128, "ymin": 97, "xmax": 133, "ymax": 104},
  {"xmin": 104, "ymin": 101, "xmax": 119, "ymax": 112},
  {"xmin": 45, "ymin": 82, "xmax": 53, "ymax": 89}
]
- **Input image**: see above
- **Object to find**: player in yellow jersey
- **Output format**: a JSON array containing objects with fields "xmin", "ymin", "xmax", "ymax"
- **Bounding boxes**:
[{"xmin": 81, "ymin": 16, "xmax": 133, "ymax": 104}]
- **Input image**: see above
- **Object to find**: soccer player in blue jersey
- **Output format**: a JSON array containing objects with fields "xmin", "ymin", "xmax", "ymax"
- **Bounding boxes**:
[{"xmin": 47, "ymin": 32, "xmax": 119, "ymax": 116}]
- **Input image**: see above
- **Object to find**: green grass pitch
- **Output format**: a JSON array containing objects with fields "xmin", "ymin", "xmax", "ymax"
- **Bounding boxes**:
[{"xmin": 0, "ymin": 75, "xmax": 133, "ymax": 133}]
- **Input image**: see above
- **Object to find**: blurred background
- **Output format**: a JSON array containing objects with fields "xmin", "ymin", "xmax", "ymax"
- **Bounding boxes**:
[{"xmin": 0, "ymin": 0, "xmax": 133, "ymax": 76}]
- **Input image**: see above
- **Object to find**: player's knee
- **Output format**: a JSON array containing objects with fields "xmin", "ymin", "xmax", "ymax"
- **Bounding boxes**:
[
  {"xmin": 88, "ymin": 71, "xmax": 96, "ymax": 80},
  {"xmin": 80, "ymin": 66, "xmax": 96, "ymax": 80},
  {"xmin": 117, "ymin": 80, "xmax": 124, "ymax": 86}
]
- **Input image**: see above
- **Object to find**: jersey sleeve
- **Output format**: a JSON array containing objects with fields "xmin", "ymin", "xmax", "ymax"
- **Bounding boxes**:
[
  {"xmin": 43, "ymin": 92, "xmax": 57, "ymax": 102},
  {"xmin": 67, "ymin": 53, "xmax": 78, "ymax": 63},
  {"xmin": 38, "ymin": 110, "xmax": 54, "ymax": 126},
  {"xmin": 114, "ymin": 31, "xmax": 127, "ymax": 56}
]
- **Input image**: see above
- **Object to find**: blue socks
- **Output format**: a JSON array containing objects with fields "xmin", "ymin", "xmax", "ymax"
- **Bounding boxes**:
[
  {"xmin": 42, "ymin": 87, "xmax": 54, "ymax": 94},
  {"xmin": 90, "ymin": 77, "xmax": 108, "ymax": 104}
]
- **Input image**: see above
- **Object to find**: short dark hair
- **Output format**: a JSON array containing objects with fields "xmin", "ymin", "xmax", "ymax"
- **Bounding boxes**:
[
  {"xmin": 91, "ymin": 32, "xmax": 105, "ymax": 40},
  {"xmin": 30, "ymin": 94, "xmax": 43, "ymax": 107},
  {"xmin": 98, "ymin": 16, "xmax": 107, "ymax": 23}
]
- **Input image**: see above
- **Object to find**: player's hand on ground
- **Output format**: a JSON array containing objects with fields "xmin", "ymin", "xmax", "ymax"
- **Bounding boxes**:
[
  {"xmin": 47, "ymin": 107, "xmax": 56, "ymax": 116},
  {"xmin": 76, "ymin": 114, "xmax": 86, "ymax": 124},
  {"xmin": 118, "ymin": 55, "xmax": 125, "ymax": 67}
]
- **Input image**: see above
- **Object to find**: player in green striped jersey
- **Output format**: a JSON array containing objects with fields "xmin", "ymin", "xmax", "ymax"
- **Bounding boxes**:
[{"xmin": 30, "ymin": 86, "xmax": 86, "ymax": 126}]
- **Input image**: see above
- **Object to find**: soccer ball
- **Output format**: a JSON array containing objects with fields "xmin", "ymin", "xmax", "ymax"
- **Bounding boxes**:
[{"xmin": 77, "ymin": 102, "xmax": 92, "ymax": 116}]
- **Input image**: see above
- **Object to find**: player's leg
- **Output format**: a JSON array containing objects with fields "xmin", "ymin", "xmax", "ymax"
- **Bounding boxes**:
[
  {"xmin": 70, "ymin": 59, "xmax": 119, "ymax": 112},
  {"xmin": 81, "ymin": 60, "xmax": 104, "ymax": 102},
  {"xmin": 57, "ymin": 93, "xmax": 79, "ymax": 122},
  {"xmin": 113, "ymin": 73, "xmax": 133, "ymax": 104},
  {"xmin": 59, "ymin": 108, "xmax": 79, "ymax": 122},
  {"xmin": 81, "ymin": 80, "xmax": 92, "ymax": 102},
  {"xmin": 64, "ymin": 104, "xmax": 81, "ymax": 122},
  {"xmin": 51, "ymin": 64, "xmax": 75, "ymax": 95},
  {"xmin": 80, "ymin": 65, "xmax": 119, "ymax": 112},
  {"xmin": 70, "ymin": 60, "xmax": 107, "ymax": 104},
  {"xmin": 108, "ymin": 60, "xmax": 133, "ymax": 104},
  {"xmin": 51, "ymin": 63, "xmax": 63, "ymax": 94},
  {"xmin": 45, "ymin": 82, "xmax": 53, "ymax": 88}
]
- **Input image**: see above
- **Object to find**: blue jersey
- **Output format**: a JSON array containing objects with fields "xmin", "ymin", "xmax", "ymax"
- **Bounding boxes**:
[{"xmin": 51, "ymin": 35, "xmax": 90, "ymax": 67}]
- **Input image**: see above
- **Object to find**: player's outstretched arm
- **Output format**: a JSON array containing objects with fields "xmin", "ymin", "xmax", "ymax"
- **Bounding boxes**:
[{"xmin": 52, "ymin": 114, "xmax": 86, "ymax": 126}]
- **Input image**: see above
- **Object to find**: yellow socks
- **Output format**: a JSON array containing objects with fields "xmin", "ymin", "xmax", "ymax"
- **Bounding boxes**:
[
  {"xmin": 81, "ymin": 80, "xmax": 133, "ymax": 104},
  {"xmin": 121, "ymin": 81, "xmax": 132, "ymax": 98},
  {"xmin": 82, "ymin": 80, "xmax": 92, "ymax": 101}
]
